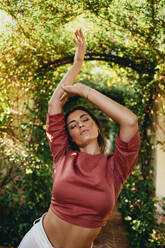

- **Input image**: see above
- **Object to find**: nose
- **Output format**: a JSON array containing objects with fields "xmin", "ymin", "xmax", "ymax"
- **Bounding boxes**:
[{"xmin": 78, "ymin": 121, "xmax": 84, "ymax": 128}]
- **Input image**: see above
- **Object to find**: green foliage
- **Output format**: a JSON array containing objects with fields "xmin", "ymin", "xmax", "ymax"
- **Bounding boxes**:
[
  {"xmin": 118, "ymin": 166, "xmax": 158, "ymax": 247},
  {"xmin": 0, "ymin": 140, "xmax": 52, "ymax": 247}
]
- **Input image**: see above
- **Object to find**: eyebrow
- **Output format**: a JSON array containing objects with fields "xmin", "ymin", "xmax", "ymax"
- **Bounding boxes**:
[{"xmin": 67, "ymin": 114, "xmax": 88, "ymax": 126}]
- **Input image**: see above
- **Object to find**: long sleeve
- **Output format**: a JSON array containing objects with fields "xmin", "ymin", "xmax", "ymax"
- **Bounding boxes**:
[
  {"xmin": 46, "ymin": 113, "xmax": 70, "ymax": 163},
  {"xmin": 111, "ymin": 131, "xmax": 140, "ymax": 200}
]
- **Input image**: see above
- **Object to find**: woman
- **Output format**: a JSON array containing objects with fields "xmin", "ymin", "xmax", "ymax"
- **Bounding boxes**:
[{"xmin": 18, "ymin": 29, "xmax": 140, "ymax": 248}]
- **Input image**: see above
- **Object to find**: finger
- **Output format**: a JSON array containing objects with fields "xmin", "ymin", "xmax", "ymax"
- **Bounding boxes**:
[
  {"xmin": 79, "ymin": 29, "xmax": 82, "ymax": 37},
  {"xmin": 60, "ymin": 95, "xmax": 68, "ymax": 105},
  {"xmin": 60, "ymin": 92, "xmax": 68, "ymax": 101},
  {"xmin": 74, "ymin": 31, "xmax": 81, "ymax": 44},
  {"xmin": 76, "ymin": 31, "xmax": 85, "ymax": 46},
  {"xmin": 62, "ymin": 85, "xmax": 72, "ymax": 91},
  {"xmin": 73, "ymin": 38, "xmax": 78, "ymax": 46},
  {"xmin": 79, "ymin": 28, "xmax": 83, "ymax": 37},
  {"xmin": 75, "ymin": 29, "xmax": 79, "ymax": 37},
  {"xmin": 61, "ymin": 85, "xmax": 72, "ymax": 93},
  {"xmin": 80, "ymin": 28, "xmax": 85, "ymax": 41},
  {"xmin": 61, "ymin": 85, "xmax": 67, "ymax": 90},
  {"xmin": 76, "ymin": 32, "xmax": 81, "ymax": 41},
  {"xmin": 78, "ymin": 29, "xmax": 82, "ymax": 37},
  {"xmin": 62, "ymin": 97, "xmax": 68, "ymax": 105},
  {"xmin": 75, "ymin": 29, "xmax": 81, "ymax": 40}
]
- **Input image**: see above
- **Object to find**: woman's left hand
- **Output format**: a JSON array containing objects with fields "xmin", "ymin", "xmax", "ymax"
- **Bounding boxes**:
[{"xmin": 60, "ymin": 83, "xmax": 88, "ymax": 102}]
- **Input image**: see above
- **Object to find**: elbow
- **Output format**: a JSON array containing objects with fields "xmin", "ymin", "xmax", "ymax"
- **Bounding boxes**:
[
  {"xmin": 48, "ymin": 102, "xmax": 55, "ymax": 114},
  {"xmin": 48, "ymin": 101, "xmax": 53, "ymax": 107},
  {"xmin": 128, "ymin": 114, "xmax": 138, "ymax": 127},
  {"xmin": 48, "ymin": 101, "xmax": 53, "ymax": 110},
  {"xmin": 48, "ymin": 101, "xmax": 62, "ymax": 115}
]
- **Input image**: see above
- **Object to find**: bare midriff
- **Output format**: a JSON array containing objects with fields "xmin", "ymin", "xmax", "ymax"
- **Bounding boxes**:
[{"xmin": 43, "ymin": 208, "xmax": 102, "ymax": 248}]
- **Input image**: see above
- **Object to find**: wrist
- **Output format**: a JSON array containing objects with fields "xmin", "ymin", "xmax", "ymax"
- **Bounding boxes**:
[
  {"xmin": 73, "ymin": 60, "xmax": 83, "ymax": 67},
  {"xmin": 80, "ymin": 84, "xmax": 91, "ymax": 100},
  {"xmin": 86, "ymin": 86, "xmax": 92, "ymax": 100}
]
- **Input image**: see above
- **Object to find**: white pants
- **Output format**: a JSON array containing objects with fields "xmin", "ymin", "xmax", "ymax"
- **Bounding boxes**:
[
  {"xmin": 18, "ymin": 214, "xmax": 94, "ymax": 248},
  {"xmin": 18, "ymin": 213, "xmax": 53, "ymax": 248}
]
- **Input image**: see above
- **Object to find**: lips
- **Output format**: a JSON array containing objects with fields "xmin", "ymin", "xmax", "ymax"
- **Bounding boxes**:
[{"xmin": 80, "ymin": 129, "xmax": 89, "ymax": 135}]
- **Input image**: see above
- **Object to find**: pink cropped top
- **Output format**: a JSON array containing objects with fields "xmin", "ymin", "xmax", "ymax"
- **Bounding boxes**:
[{"xmin": 46, "ymin": 113, "xmax": 140, "ymax": 228}]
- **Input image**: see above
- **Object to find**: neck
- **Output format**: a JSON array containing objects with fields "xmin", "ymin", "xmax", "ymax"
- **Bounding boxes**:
[{"xmin": 80, "ymin": 142, "xmax": 101, "ymax": 155}]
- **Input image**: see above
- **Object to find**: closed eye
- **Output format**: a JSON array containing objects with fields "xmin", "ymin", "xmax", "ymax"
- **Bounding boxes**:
[
  {"xmin": 69, "ymin": 124, "xmax": 76, "ymax": 129},
  {"xmin": 82, "ymin": 118, "xmax": 89, "ymax": 122},
  {"xmin": 67, "ymin": 115, "xmax": 89, "ymax": 130}
]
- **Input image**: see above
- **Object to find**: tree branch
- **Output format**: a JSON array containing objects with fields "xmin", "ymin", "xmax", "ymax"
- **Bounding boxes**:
[
  {"xmin": 37, "ymin": 53, "xmax": 155, "ymax": 74},
  {"xmin": 150, "ymin": 0, "xmax": 155, "ymax": 26}
]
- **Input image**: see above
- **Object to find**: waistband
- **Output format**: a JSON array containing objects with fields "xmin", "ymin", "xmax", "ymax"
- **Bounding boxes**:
[
  {"xmin": 33, "ymin": 212, "xmax": 47, "ymax": 225},
  {"xmin": 33, "ymin": 213, "xmax": 54, "ymax": 248},
  {"xmin": 33, "ymin": 213, "xmax": 94, "ymax": 248}
]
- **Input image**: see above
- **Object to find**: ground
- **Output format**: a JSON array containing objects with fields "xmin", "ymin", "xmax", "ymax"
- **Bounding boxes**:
[{"xmin": 93, "ymin": 205, "xmax": 130, "ymax": 248}]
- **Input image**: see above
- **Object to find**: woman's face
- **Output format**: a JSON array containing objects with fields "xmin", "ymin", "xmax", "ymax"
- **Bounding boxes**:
[{"xmin": 67, "ymin": 110, "xmax": 99, "ymax": 148}]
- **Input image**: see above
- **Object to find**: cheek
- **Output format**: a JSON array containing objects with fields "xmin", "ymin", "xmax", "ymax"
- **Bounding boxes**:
[
  {"xmin": 69, "ymin": 130, "xmax": 78, "ymax": 141},
  {"xmin": 89, "ymin": 122, "xmax": 98, "ymax": 135},
  {"xmin": 88, "ymin": 120, "xmax": 94, "ymax": 129},
  {"xmin": 91, "ymin": 122, "xmax": 98, "ymax": 131}
]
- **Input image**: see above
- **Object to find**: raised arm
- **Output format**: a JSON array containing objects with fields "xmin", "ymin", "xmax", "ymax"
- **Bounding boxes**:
[
  {"xmin": 48, "ymin": 29, "xmax": 86, "ymax": 115},
  {"xmin": 61, "ymin": 83, "xmax": 138, "ymax": 143}
]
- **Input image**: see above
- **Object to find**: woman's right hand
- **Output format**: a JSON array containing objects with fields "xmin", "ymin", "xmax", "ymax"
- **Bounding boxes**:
[{"xmin": 73, "ymin": 29, "xmax": 86, "ymax": 65}]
